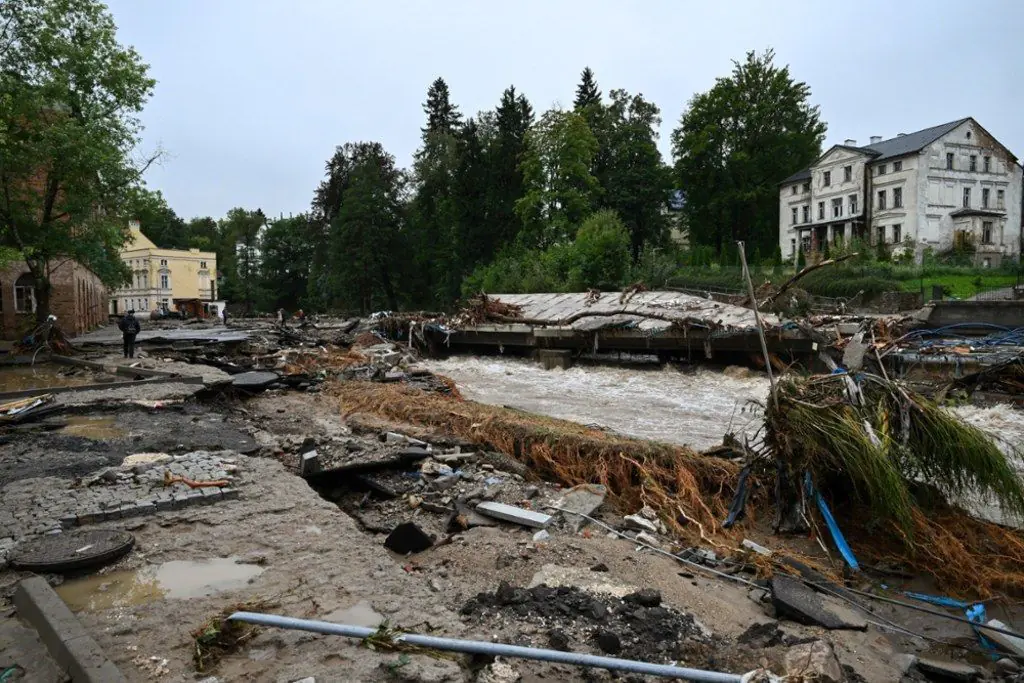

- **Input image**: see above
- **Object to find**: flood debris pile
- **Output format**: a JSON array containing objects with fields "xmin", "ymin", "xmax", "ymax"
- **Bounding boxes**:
[
  {"xmin": 335, "ymin": 381, "xmax": 740, "ymax": 538},
  {"xmin": 460, "ymin": 583, "xmax": 717, "ymax": 665},
  {"xmin": 764, "ymin": 371, "xmax": 1024, "ymax": 594}
]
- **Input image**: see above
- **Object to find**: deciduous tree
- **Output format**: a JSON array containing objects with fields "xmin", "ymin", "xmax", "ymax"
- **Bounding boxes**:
[
  {"xmin": 671, "ymin": 49, "xmax": 826, "ymax": 256},
  {"xmin": 0, "ymin": 0, "xmax": 157, "ymax": 323}
]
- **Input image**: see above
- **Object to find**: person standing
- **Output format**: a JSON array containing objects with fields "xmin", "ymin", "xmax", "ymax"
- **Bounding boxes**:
[
  {"xmin": 222, "ymin": 307, "xmax": 229, "ymax": 326},
  {"xmin": 118, "ymin": 310, "xmax": 141, "ymax": 358}
]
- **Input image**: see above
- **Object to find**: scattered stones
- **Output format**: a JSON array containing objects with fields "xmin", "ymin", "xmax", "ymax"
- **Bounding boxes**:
[
  {"xmin": 532, "ymin": 530, "xmax": 550, "ymax": 543},
  {"xmin": 996, "ymin": 658, "xmax": 1020, "ymax": 676},
  {"xmin": 783, "ymin": 640, "xmax": 843, "ymax": 683},
  {"xmin": 634, "ymin": 531, "xmax": 661, "ymax": 548},
  {"xmin": 984, "ymin": 619, "xmax": 1024, "ymax": 658},
  {"xmin": 737, "ymin": 621, "xmax": 782, "ymax": 648},
  {"xmin": 477, "ymin": 660, "xmax": 520, "ymax": 683},
  {"xmin": 383, "ymin": 522, "xmax": 433, "ymax": 554},
  {"xmin": 589, "ymin": 562, "xmax": 609, "ymax": 573}
]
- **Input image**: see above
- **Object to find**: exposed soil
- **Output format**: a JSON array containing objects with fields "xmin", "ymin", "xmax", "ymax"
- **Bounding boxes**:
[{"xmin": 0, "ymin": 338, "xmax": 1017, "ymax": 683}]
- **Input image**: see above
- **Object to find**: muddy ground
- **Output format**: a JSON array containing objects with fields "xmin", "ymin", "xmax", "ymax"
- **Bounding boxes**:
[{"xmin": 0, "ymin": 341, "xmax": 1017, "ymax": 682}]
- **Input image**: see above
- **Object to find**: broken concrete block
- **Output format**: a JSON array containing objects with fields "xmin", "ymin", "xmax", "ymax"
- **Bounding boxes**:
[
  {"xmin": 742, "ymin": 539, "xmax": 772, "ymax": 556},
  {"xmin": 383, "ymin": 522, "xmax": 433, "ymax": 554},
  {"xmin": 476, "ymin": 502, "xmax": 551, "ymax": 529},
  {"xmin": 634, "ymin": 532, "xmax": 661, "ymax": 548},
  {"xmin": 770, "ymin": 575, "xmax": 867, "ymax": 630},
  {"xmin": 622, "ymin": 514, "xmax": 658, "ymax": 534},
  {"xmin": 532, "ymin": 530, "xmax": 550, "ymax": 543},
  {"xmin": 916, "ymin": 657, "xmax": 979, "ymax": 681},
  {"xmin": 231, "ymin": 371, "xmax": 280, "ymax": 389},
  {"xmin": 783, "ymin": 640, "xmax": 843, "ymax": 683},
  {"xmin": 299, "ymin": 450, "xmax": 321, "ymax": 477},
  {"xmin": 982, "ymin": 619, "xmax": 1024, "ymax": 658},
  {"xmin": 447, "ymin": 502, "xmax": 497, "ymax": 532},
  {"xmin": 551, "ymin": 484, "xmax": 606, "ymax": 532}
]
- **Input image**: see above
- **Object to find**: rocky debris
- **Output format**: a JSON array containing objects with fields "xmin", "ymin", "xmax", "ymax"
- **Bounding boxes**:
[
  {"xmin": 231, "ymin": 370, "xmax": 281, "ymax": 390},
  {"xmin": 460, "ymin": 582, "xmax": 716, "ymax": 666},
  {"xmin": 770, "ymin": 575, "xmax": 867, "ymax": 631},
  {"xmin": 622, "ymin": 514, "xmax": 658, "ymax": 534},
  {"xmin": 477, "ymin": 660, "xmax": 521, "ymax": 683},
  {"xmin": 384, "ymin": 522, "xmax": 434, "ymax": 554},
  {"xmin": 915, "ymin": 657, "xmax": 980, "ymax": 681},
  {"xmin": 0, "ymin": 450, "xmax": 241, "ymax": 542},
  {"xmin": 550, "ymin": 484, "xmax": 606, "ymax": 532},
  {"xmin": 475, "ymin": 502, "xmax": 552, "ymax": 529},
  {"xmin": 737, "ymin": 621, "xmax": 784, "ymax": 648},
  {"xmin": 783, "ymin": 640, "xmax": 844, "ymax": 683},
  {"xmin": 984, "ymin": 619, "xmax": 1024, "ymax": 658}
]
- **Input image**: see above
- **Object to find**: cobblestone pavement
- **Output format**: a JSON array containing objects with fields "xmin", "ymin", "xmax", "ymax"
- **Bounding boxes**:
[{"xmin": 0, "ymin": 450, "xmax": 242, "ymax": 563}]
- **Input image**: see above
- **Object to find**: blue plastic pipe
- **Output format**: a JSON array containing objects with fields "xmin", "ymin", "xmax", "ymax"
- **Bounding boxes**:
[{"xmin": 229, "ymin": 612, "xmax": 745, "ymax": 682}]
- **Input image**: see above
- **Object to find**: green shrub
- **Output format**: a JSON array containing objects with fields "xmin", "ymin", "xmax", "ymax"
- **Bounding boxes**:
[{"xmin": 567, "ymin": 210, "xmax": 631, "ymax": 290}]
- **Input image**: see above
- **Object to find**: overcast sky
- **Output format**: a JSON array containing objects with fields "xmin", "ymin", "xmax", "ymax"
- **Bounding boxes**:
[{"xmin": 105, "ymin": 0, "xmax": 1024, "ymax": 221}]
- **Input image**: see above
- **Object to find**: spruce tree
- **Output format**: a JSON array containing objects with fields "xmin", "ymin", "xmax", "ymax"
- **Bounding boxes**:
[
  {"xmin": 574, "ymin": 67, "xmax": 602, "ymax": 110},
  {"xmin": 422, "ymin": 77, "xmax": 462, "ymax": 138}
]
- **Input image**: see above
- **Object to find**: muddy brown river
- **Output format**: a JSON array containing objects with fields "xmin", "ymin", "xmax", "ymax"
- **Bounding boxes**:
[{"xmin": 425, "ymin": 355, "xmax": 1024, "ymax": 524}]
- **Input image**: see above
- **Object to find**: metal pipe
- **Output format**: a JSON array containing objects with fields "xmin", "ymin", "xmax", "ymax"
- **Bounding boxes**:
[{"xmin": 228, "ymin": 612, "xmax": 745, "ymax": 682}]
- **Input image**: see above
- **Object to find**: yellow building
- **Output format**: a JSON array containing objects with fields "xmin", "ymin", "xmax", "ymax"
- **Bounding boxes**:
[{"xmin": 110, "ymin": 220, "xmax": 221, "ymax": 317}]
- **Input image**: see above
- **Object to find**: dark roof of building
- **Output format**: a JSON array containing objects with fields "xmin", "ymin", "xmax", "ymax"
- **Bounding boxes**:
[
  {"xmin": 781, "ymin": 168, "xmax": 812, "ymax": 184},
  {"xmin": 949, "ymin": 208, "xmax": 1006, "ymax": 218},
  {"xmin": 862, "ymin": 118, "xmax": 970, "ymax": 161},
  {"xmin": 780, "ymin": 118, "xmax": 973, "ymax": 184}
]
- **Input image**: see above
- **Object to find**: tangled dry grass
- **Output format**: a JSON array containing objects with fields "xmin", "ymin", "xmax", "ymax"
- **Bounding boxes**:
[{"xmin": 333, "ymin": 380, "xmax": 741, "ymax": 539}]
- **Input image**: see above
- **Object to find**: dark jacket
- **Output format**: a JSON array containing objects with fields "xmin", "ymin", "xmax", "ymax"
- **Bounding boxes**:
[{"xmin": 118, "ymin": 314, "xmax": 140, "ymax": 335}]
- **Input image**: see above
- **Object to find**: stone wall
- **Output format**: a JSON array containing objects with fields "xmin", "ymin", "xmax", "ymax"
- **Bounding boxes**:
[{"xmin": 0, "ymin": 260, "xmax": 109, "ymax": 340}]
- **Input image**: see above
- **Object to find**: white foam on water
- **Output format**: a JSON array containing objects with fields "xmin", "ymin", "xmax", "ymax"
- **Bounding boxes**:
[{"xmin": 423, "ymin": 356, "xmax": 769, "ymax": 451}]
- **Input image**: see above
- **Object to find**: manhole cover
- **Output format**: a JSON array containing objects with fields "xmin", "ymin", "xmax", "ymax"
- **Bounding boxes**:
[{"xmin": 9, "ymin": 529, "xmax": 135, "ymax": 573}]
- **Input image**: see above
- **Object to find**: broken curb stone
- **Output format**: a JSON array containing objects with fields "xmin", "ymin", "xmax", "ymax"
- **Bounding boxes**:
[
  {"xmin": 916, "ymin": 657, "xmax": 979, "ymax": 681},
  {"xmin": 475, "ymin": 501, "xmax": 552, "ymax": 529},
  {"xmin": 383, "ymin": 522, "xmax": 433, "ymax": 554}
]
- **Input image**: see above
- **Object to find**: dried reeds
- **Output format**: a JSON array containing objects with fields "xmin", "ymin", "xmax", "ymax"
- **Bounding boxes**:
[
  {"xmin": 766, "ymin": 372, "xmax": 1024, "ymax": 595},
  {"xmin": 333, "ymin": 380, "xmax": 741, "ymax": 537}
]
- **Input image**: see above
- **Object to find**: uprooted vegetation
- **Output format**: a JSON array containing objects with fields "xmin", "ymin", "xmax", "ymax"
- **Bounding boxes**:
[{"xmin": 334, "ymin": 369, "xmax": 1024, "ymax": 597}]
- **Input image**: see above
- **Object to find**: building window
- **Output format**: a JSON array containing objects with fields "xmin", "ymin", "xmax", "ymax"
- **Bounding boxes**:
[
  {"xmin": 823, "ymin": 171, "xmax": 831, "ymax": 187},
  {"xmin": 963, "ymin": 187, "xmax": 971, "ymax": 208},
  {"xmin": 200, "ymin": 261, "xmax": 207, "ymax": 269},
  {"xmin": 946, "ymin": 153, "xmax": 954, "ymax": 170},
  {"xmin": 160, "ymin": 274, "xmax": 169, "ymax": 289},
  {"xmin": 790, "ymin": 238, "xmax": 796, "ymax": 257},
  {"xmin": 997, "ymin": 189, "xmax": 1005, "ymax": 209},
  {"xmin": 876, "ymin": 225, "xmax": 885, "ymax": 245},
  {"xmin": 160, "ymin": 259, "xmax": 168, "ymax": 267},
  {"xmin": 984, "ymin": 156, "xmax": 991, "ymax": 173},
  {"xmin": 832, "ymin": 198, "xmax": 842, "ymax": 218},
  {"xmin": 982, "ymin": 188, "xmax": 990, "ymax": 208},
  {"xmin": 791, "ymin": 207, "xmax": 798, "ymax": 225},
  {"xmin": 844, "ymin": 166, "xmax": 852, "ymax": 182},
  {"xmin": 893, "ymin": 160, "xmax": 903, "ymax": 172},
  {"xmin": 802, "ymin": 205, "xmax": 809, "ymax": 223},
  {"xmin": 817, "ymin": 202, "xmax": 825, "ymax": 220},
  {"xmin": 802, "ymin": 182, "xmax": 810, "ymax": 193},
  {"xmin": 969, "ymin": 155, "xmax": 977, "ymax": 172},
  {"xmin": 14, "ymin": 274, "xmax": 36, "ymax": 314},
  {"xmin": 982, "ymin": 221, "xmax": 993, "ymax": 244},
  {"xmin": 892, "ymin": 224, "xmax": 901, "ymax": 244},
  {"xmin": 877, "ymin": 190, "xmax": 887, "ymax": 210},
  {"xmin": 983, "ymin": 257, "xmax": 991, "ymax": 268},
  {"xmin": 893, "ymin": 187, "xmax": 903, "ymax": 209},
  {"xmin": 849, "ymin": 194, "xmax": 858, "ymax": 214},
  {"xmin": 791, "ymin": 185, "xmax": 798, "ymax": 195},
  {"xmin": 877, "ymin": 164, "xmax": 886, "ymax": 176}
]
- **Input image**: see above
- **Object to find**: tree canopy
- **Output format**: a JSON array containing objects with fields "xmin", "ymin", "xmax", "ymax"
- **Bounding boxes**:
[
  {"xmin": 0, "ymin": 0, "xmax": 156, "ymax": 322},
  {"xmin": 671, "ymin": 49, "xmax": 826, "ymax": 256}
]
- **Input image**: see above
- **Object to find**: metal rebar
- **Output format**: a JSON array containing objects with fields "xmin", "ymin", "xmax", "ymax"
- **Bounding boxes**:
[{"xmin": 228, "ymin": 612, "xmax": 746, "ymax": 682}]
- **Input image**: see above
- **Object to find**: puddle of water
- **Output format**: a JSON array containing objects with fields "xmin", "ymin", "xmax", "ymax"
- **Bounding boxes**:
[
  {"xmin": 61, "ymin": 415, "xmax": 126, "ymax": 440},
  {"xmin": 0, "ymin": 364, "xmax": 124, "ymax": 392},
  {"xmin": 57, "ymin": 558, "xmax": 265, "ymax": 612}
]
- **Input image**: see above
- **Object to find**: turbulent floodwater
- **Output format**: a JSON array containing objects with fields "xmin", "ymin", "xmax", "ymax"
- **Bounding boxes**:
[
  {"xmin": 425, "ymin": 355, "xmax": 1024, "ymax": 524},
  {"xmin": 424, "ymin": 356, "xmax": 770, "ymax": 451}
]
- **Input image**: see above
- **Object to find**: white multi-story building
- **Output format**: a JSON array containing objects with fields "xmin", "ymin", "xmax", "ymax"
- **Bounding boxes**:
[{"xmin": 779, "ymin": 118, "xmax": 1022, "ymax": 266}]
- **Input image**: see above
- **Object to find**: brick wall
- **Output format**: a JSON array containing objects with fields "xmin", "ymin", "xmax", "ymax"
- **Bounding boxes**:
[{"xmin": 0, "ymin": 260, "xmax": 109, "ymax": 341}]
